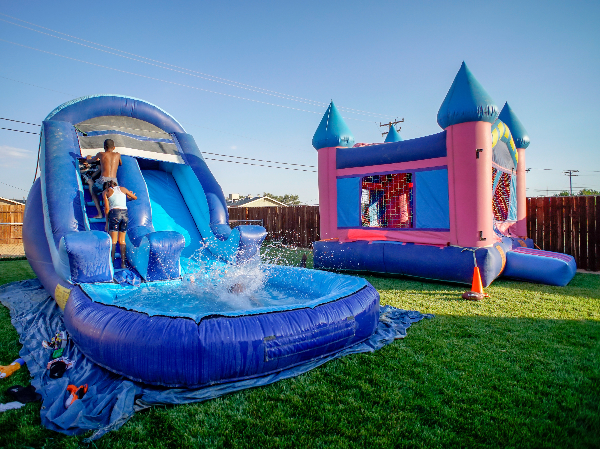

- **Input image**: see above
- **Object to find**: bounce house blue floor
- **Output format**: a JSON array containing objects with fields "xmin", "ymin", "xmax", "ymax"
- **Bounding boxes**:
[
  {"xmin": 314, "ymin": 238, "xmax": 577, "ymax": 287},
  {"xmin": 0, "ymin": 280, "xmax": 432, "ymax": 440}
]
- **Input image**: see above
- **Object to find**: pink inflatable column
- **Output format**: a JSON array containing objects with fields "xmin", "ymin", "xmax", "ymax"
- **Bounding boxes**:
[
  {"xmin": 438, "ymin": 62, "xmax": 501, "ymax": 248},
  {"xmin": 312, "ymin": 101, "xmax": 355, "ymax": 241},
  {"xmin": 446, "ymin": 121, "xmax": 494, "ymax": 247},
  {"xmin": 515, "ymin": 147, "xmax": 527, "ymax": 238},
  {"xmin": 317, "ymin": 147, "xmax": 338, "ymax": 239}
]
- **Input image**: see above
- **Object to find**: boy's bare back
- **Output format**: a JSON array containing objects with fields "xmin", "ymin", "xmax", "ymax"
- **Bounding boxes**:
[{"xmin": 98, "ymin": 151, "xmax": 122, "ymax": 178}]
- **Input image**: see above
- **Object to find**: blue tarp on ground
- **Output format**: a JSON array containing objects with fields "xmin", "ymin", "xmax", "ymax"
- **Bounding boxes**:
[{"xmin": 0, "ymin": 279, "xmax": 433, "ymax": 441}]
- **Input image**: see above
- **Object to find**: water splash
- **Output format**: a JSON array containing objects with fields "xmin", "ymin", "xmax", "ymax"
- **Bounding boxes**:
[
  {"xmin": 131, "ymin": 240, "xmax": 316, "ymax": 316},
  {"xmin": 176, "ymin": 241, "xmax": 272, "ymax": 308}
]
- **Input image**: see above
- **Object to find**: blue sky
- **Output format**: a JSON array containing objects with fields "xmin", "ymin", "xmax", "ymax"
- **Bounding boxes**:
[{"xmin": 1, "ymin": 0, "xmax": 599, "ymax": 203}]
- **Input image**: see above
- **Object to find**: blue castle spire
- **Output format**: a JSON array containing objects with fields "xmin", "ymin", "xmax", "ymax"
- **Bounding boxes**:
[
  {"xmin": 437, "ymin": 62, "xmax": 499, "ymax": 129},
  {"xmin": 499, "ymin": 102, "xmax": 530, "ymax": 149},
  {"xmin": 384, "ymin": 125, "xmax": 403, "ymax": 143},
  {"xmin": 312, "ymin": 101, "xmax": 355, "ymax": 150}
]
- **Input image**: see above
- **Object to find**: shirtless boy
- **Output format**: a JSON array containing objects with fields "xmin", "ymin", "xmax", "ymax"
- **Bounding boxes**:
[{"xmin": 85, "ymin": 139, "xmax": 122, "ymax": 218}]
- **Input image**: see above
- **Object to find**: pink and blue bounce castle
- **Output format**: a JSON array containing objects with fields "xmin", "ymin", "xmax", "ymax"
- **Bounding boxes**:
[{"xmin": 312, "ymin": 62, "xmax": 577, "ymax": 287}]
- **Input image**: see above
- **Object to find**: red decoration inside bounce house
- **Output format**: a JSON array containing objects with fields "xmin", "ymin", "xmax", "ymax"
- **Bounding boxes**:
[
  {"xmin": 361, "ymin": 173, "xmax": 413, "ymax": 228},
  {"xmin": 492, "ymin": 168, "xmax": 512, "ymax": 222}
]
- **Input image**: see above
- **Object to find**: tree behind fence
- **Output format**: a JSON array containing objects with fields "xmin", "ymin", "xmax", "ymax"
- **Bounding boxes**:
[
  {"xmin": 527, "ymin": 196, "xmax": 599, "ymax": 271},
  {"xmin": 228, "ymin": 206, "xmax": 320, "ymax": 248}
]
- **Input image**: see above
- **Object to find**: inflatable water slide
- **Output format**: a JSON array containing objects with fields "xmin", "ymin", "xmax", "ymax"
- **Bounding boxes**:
[
  {"xmin": 312, "ymin": 63, "xmax": 576, "ymax": 287},
  {"xmin": 23, "ymin": 95, "xmax": 380, "ymax": 387}
]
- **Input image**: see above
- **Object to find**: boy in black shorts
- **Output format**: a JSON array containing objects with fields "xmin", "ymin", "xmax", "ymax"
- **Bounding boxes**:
[{"xmin": 102, "ymin": 180, "xmax": 137, "ymax": 268}]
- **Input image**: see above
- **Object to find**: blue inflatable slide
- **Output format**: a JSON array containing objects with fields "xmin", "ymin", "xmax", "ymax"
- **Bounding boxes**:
[{"xmin": 23, "ymin": 95, "xmax": 381, "ymax": 388}]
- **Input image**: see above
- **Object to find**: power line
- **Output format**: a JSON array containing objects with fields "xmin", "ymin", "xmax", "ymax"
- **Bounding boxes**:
[
  {"xmin": 203, "ymin": 157, "xmax": 316, "ymax": 172},
  {"xmin": 0, "ymin": 111, "xmax": 309, "ymax": 153},
  {"xmin": 0, "ymin": 123, "xmax": 317, "ymax": 175},
  {"xmin": 2, "ymin": 122, "xmax": 599, "ymax": 176},
  {"xmin": 2, "ymin": 124, "xmax": 598, "ymax": 177},
  {"xmin": 0, "ymin": 114, "xmax": 317, "ymax": 164},
  {"xmin": 0, "ymin": 127, "xmax": 38, "ymax": 135},
  {"xmin": 0, "ymin": 14, "xmax": 393, "ymax": 120},
  {"xmin": 534, "ymin": 188, "xmax": 588, "ymax": 192},
  {"xmin": 202, "ymin": 152, "xmax": 315, "ymax": 168},
  {"xmin": 0, "ymin": 117, "xmax": 39, "ymax": 127},
  {"xmin": 0, "ymin": 75, "xmax": 74, "ymax": 96},
  {"xmin": 0, "ymin": 180, "xmax": 29, "ymax": 192},
  {"xmin": 2, "ymin": 38, "xmax": 378, "ymax": 121}
]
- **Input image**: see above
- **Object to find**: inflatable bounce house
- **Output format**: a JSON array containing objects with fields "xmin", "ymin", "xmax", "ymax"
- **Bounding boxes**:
[
  {"xmin": 23, "ymin": 95, "xmax": 380, "ymax": 388},
  {"xmin": 313, "ymin": 62, "xmax": 576, "ymax": 287}
]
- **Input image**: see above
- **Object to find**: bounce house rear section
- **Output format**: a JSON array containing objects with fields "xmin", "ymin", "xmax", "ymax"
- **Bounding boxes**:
[{"xmin": 312, "ymin": 64, "xmax": 576, "ymax": 287}]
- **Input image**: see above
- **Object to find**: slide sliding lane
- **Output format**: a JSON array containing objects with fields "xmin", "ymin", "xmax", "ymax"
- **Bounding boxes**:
[{"xmin": 142, "ymin": 169, "xmax": 203, "ymax": 258}]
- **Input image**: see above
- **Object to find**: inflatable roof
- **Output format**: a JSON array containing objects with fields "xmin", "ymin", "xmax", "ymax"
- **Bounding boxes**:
[{"xmin": 384, "ymin": 125, "xmax": 403, "ymax": 143}]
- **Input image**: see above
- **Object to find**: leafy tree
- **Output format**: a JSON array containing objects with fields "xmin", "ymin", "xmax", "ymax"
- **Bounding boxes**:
[
  {"xmin": 263, "ymin": 192, "xmax": 301, "ymax": 205},
  {"xmin": 553, "ymin": 189, "xmax": 600, "ymax": 197},
  {"xmin": 577, "ymin": 189, "xmax": 600, "ymax": 196}
]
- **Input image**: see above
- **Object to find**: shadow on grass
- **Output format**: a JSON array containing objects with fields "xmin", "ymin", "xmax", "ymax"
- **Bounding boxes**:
[
  {"xmin": 0, "ymin": 258, "xmax": 599, "ymax": 448},
  {"xmin": 2, "ymin": 313, "xmax": 597, "ymax": 449},
  {"xmin": 322, "ymin": 267, "xmax": 600, "ymax": 301}
]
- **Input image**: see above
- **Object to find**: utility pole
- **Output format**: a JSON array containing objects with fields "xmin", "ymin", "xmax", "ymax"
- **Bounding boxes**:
[
  {"xmin": 380, "ymin": 118, "xmax": 404, "ymax": 137},
  {"xmin": 563, "ymin": 170, "xmax": 579, "ymax": 195}
]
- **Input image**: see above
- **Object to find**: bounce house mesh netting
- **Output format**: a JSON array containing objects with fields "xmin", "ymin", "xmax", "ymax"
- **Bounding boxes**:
[
  {"xmin": 360, "ymin": 173, "xmax": 413, "ymax": 228},
  {"xmin": 492, "ymin": 167, "xmax": 512, "ymax": 222}
]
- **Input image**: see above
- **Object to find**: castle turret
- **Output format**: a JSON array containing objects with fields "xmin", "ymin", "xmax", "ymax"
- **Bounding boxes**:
[
  {"xmin": 437, "ymin": 62, "xmax": 499, "ymax": 129},
  {"xmin": 384, "ymin": 125, "xmax": 403, "ymax": 143},
  {"xmin": 312, "ymin": 101, "xmax": 355, "ymax": 150},
  {"xmin": 313, "ymin": 102, "xmax": 355, "ymax": 239},
  {"xmin": 499, "ymin": 102, "xmax": 530, "ymax": 238},
  {"xmin": 438, "ymin": 62, "xmax": 499, "ymax": 247}
]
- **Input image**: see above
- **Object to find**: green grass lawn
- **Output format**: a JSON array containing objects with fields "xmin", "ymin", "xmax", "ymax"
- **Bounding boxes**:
[{"xmin": 0, "ymin": 249, "xmax": 599, "ymax": 448}]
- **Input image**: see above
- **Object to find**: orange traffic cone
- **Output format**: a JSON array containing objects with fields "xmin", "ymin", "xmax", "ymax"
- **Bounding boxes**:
[
  {"xmin": 462, "ymin": 267, "xmax": 489, "ymax": 301},
  {"xmin": 471, "ymin": 266, "xmax": 484, "ymax": 294}
]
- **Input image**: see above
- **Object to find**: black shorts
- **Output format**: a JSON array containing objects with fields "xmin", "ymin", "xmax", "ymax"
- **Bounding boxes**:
[{"xmin": 108, "ymin": 209, "xmax": 128, "ymax": 233}]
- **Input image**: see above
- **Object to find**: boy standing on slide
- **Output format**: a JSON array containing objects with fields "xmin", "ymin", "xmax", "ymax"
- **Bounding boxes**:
[{"xmin": 103, "ymin": 180, "xmax": 137, "ymax": 268}]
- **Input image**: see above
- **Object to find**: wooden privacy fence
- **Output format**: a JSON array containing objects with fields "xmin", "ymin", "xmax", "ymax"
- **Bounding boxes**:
[
  {"xmin": 228, "ymin": 206, "xmax": 320, "ymax": 248},
  {"xmin": 2, "ymin": 200, "xmax": 598, "ymax": 270},
  {"xmin": 0, "ymin": 204, "xmax": 25, "ymax": 257},
  {"xmin": 527, "ymin": 196, "xmax": 599, "ymax": 271}
]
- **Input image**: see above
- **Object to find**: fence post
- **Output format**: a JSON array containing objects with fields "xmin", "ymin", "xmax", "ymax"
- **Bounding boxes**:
[{"xmin": 586, "ymin": 196, "xmax": 596, "ymax": 272}]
